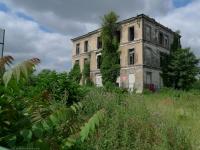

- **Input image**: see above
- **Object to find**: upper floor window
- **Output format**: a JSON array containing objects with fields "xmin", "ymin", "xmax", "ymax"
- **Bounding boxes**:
[
  {"xmin": 115, "ymin": 30, "xmax": 121, "ymax": 43},
  {"xmin": 128, "ymin": 48, "xmax": 135, "ymax": 65},
  {"xmin": 128, "ymin": 26, "xmax": 134, "ymax": 41},
  {"xmin": 145, "ymin": 25, "xmax": 151, "ymax": 41},
  {"xmin": 159, "ymin": 32, "xmax": 164, "ymax": 45},
  {"xmin": 97, "ymin": 37, "xmax": 102, "ymax": 49},
  {"xmin": 164, "ymin": 35, "xmax": 169, "ymax": 48},
  {"xmin": 97, "ymin": 54, "xmax": 102, "ymax": 69},
  {"xmin": 84, "ymin": 41, "xmax": 88, "ymax": 52},
  {"xmin": 76, "ymin": 43, "xmax": 80, "ymax": 55}
]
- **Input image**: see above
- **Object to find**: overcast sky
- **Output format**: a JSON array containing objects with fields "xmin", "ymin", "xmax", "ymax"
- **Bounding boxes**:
[{"xmin": 0, "ymin": 0, "xmax": 199, "ymax": 72}]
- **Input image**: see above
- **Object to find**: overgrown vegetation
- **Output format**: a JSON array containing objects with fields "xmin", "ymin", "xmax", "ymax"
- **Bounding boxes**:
[
  {"xmin": 100, "ymin": 11, "xmax": 120, "ymax": 87},
  {"xmin": 0, "ymin": 56, "xmax": 104, "ymax": 149},
  {"xmin": 161, "ymin": 34, "xmax": 200, "ymax": 90}
]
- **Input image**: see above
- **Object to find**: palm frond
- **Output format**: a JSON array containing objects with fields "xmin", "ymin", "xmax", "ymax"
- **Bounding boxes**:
[{"xmin": 3, "ymin": 58, "xmax": 40, "ymax": 87}]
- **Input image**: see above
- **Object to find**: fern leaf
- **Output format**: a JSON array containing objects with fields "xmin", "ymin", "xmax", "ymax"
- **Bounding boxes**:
[
  {"xmin": 0, "ymin": 55, "xmax": 14, "ymax": 69},
  {"xmin": 3, "ymin": 70, "xmax": 12, "ymax": 87},
  {"xmin": 80, "ymin": 109, "xmax": 105, "ymax": 142},
  {"xmin": 2, "ymin": 58, "xmax": 40, "ymax": 87}
]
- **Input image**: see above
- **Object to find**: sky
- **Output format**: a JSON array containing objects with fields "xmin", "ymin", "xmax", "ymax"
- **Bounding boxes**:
[{"xmin": 0, "ymin": 0, "xmax": 199, "ymax": 72}]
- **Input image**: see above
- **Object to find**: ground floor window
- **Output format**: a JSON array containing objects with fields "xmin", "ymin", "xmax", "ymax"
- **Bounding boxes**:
[{"xmin": 146, "ymin": 71, "xmax": 152, "ymax": 85}]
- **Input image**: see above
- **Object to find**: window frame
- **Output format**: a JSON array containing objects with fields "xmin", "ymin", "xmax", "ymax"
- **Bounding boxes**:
[
  {"xmin": 128, "ymin": 26, "xmax": 135, "ymax": 41},
  {"xmin": 145, "ymin": 25, "xmax": 151, "ymax": 41},
  {"xmin": 97, "ymin": 37, "xmax": 102, "ymax": 49},
  {"xmin": 146, "ymin": 71, "xmax": 152, "ymax": 85},
  {"xmin": 128, "ymin": 48, "xmax": 135, "ymax": 65},
  {"xmin": 84, "ymin": 41, "xmax": 88, "ymax": 52},
  {"xmin": 76, "ymin": 43, "xmax": 80, "ymax": 55}
]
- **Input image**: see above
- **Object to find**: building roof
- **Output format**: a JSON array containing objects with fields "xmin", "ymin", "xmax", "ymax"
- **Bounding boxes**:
[{"xmin": 71, "ymin": 14, "xmax": 180, "ymax": 42}]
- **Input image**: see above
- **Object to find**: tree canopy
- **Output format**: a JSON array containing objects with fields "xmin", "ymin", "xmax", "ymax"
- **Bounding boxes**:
[
  {"xmin": 161, "ymin": 34, "xmax": 200, "ymax": 90},
  {"xmin": 100, "ymin": 11, "xmax": 120, "ymax": 87}
]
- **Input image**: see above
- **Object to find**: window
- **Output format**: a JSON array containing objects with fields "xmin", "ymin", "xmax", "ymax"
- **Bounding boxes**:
[
  {"xmin": 115, "ymin": 30, "xmax": 121, "ymax": 43},
  {"xmin": 84, "ymin": 41, "xmax": 88, "ymax": 52},
  {"xmin": 128, "ymin": 48, "xmax": 135, "ymax": 65},
  {"xmin": 160, "ymin": 52, "xmax": 168, "ymax": 67},
  {"xmin": 84, "ymin": 58, "xmax": 88, "ymax": 64},
  {"xmin": 128, "ymin": 26, "xmax": 134, "ymax": 41},
  {"xmin": 164, "ymin": 35, "xmax": 169, "ymax": 48},
  {"xmin": 145, "ymin": 25, "xmax": 151, "ymax": 41},
  {"xmin": 76, "ymin": 43, "xmax": 80, "ymax": 55},
  {"xmin": 97, "ymin": 37, "xmax": 102, "ymax": 49},
  {"xmin": 159, "ymin": 32, "xmax": 164, "ymax": 45},
  {"xmin": 75, "ymin": 60, "xmax": 79, "ymax": 65},
  {"xmin": 97, "ymin": 54, "xmax": 102, "ymax": 69},
  {"xmin": 146, "ymin": 72, "xmax": 152, "ymax": 85}
]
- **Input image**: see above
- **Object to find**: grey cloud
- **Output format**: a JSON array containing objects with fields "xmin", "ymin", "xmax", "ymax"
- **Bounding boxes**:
[
  {"xmin": 157, "ymin": 0, "xmax": 200, "ymax": 57},
  {"xmin": 2, "ymin": 0, "xmax": 174, "ymax": 35},
  {"xmin": 0, "ymin": 11, "xmax": 70, "ymax": 71}
]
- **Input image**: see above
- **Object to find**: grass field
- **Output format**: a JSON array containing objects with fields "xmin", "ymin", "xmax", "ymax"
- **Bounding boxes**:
[{"xmin": 76, "ymin": 88, "xmax": 200, "ymax": 150}]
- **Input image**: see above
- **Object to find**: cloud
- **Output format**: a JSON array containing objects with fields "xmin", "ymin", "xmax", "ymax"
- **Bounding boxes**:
[
  {"xmin": 157, "ymin": 0, "xmax": 200, "ymax": 56},
  {"xmin": 2, "ymin": 0, "xmax": 174, "ymax": 35},
  {"xmin": 0, "ymin": 0, "xmax": 199, "ymax": 73},
  {"xmin": 0, "ymin": 11, "xmax": 70, "ymax": 72}
]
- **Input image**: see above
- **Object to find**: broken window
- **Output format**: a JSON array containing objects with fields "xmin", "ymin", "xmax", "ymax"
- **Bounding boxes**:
[
  {"xmin": 159, "ymin": 32, "xmax": 164, "ymax": 45},
  {"xmin": 145, "ymin": 25, "xmax": 151, "ymax": 41},
  {"xmin": 160, "ymin": 52, "xmax": 168, "ymax": 67},
  {"xmin": 76, "ymin": 43, "xmax": 80, "ymax": 55},
  {"xmin": 128, "ymin": 26, "xmax": 134, "ymax": 41},
  {"xmin": 128, "ymin": 48, "xmax": 135, "ymax": 65},
  {"xmin": 164, "ymin": 35, "xmax": 169, "ymax": 48},
  {"xmin": 115, "ymin": 30, "xmax": 121, "ymax": 43},
  {"xmin": 97, "ymin": 37, "xmax": 102, "ymax": 49},
  {"xmin": 84, "ymin": 41, "xmax": 88, "ymax": 52},
  {"xmin": 97, "ymin": 54, "xmax": 102, "ymax": 69}
]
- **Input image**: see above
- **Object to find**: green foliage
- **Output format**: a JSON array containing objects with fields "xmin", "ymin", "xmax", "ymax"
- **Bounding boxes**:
[
  {"xmin": 3, "ymin": 58, "xmax": 40, "ymax": 87},
  {"xmin": 68, "ymin": 63, "xmax": 82, "ymax": 84},
  {"xmin": 31, "ymin": 69, "xmax": 85, "ymax": 105},
  {"xmin": 100, "ymin": 11, "xmax": 120, "ymax": 86},
  {"xmin": 77, "ymin": 88, "xmax": 193, "ymax": 149},
  {"xmin": 161, "ymin": 35, "xmax": 200, "ymax": 90},
  {"xmin": 82, "ymin": 61, "xmax": 93, "ymax": 86}
]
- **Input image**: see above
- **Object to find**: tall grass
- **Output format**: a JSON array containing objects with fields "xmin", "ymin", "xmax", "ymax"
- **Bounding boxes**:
[{"xmin": 74, "ymin": 88, "xmax": 193, "ymax": 150}]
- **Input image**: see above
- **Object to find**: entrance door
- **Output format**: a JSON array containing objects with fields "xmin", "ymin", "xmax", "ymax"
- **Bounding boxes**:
[
  {"xmin": 95, "ymin": 74, "xmax": 103, "ymax": 87},
  {"xmin": 128, "ymin": 74, "xmax": 135, "ymax": 91}
]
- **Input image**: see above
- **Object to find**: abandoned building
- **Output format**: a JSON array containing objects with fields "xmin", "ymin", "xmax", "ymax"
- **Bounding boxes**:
[{"xmin": 71, "ymin": 14, "xmax": 180, "ymax": 92}]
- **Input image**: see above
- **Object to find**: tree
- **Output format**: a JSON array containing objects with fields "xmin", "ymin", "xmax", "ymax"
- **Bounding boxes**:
[
  {"xmin": 161, "ymin": 34, "xmax": 200, "ymax": 90},
  {"xmin": 100, "ymin": 11, "xmax": 120, "ymax": 87},
  {"xmin": 82, "ymin": 61, "xmax": 92, "ymax": 85},
  {"xmin": 68, "ymin": 63, "xmax": 82, "ymax": 84}
]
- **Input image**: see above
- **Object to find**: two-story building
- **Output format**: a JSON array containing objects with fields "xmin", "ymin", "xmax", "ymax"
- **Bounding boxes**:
[{"xmin": 71, "ymin": 14, "xmax": 180, "ymax": 92}]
